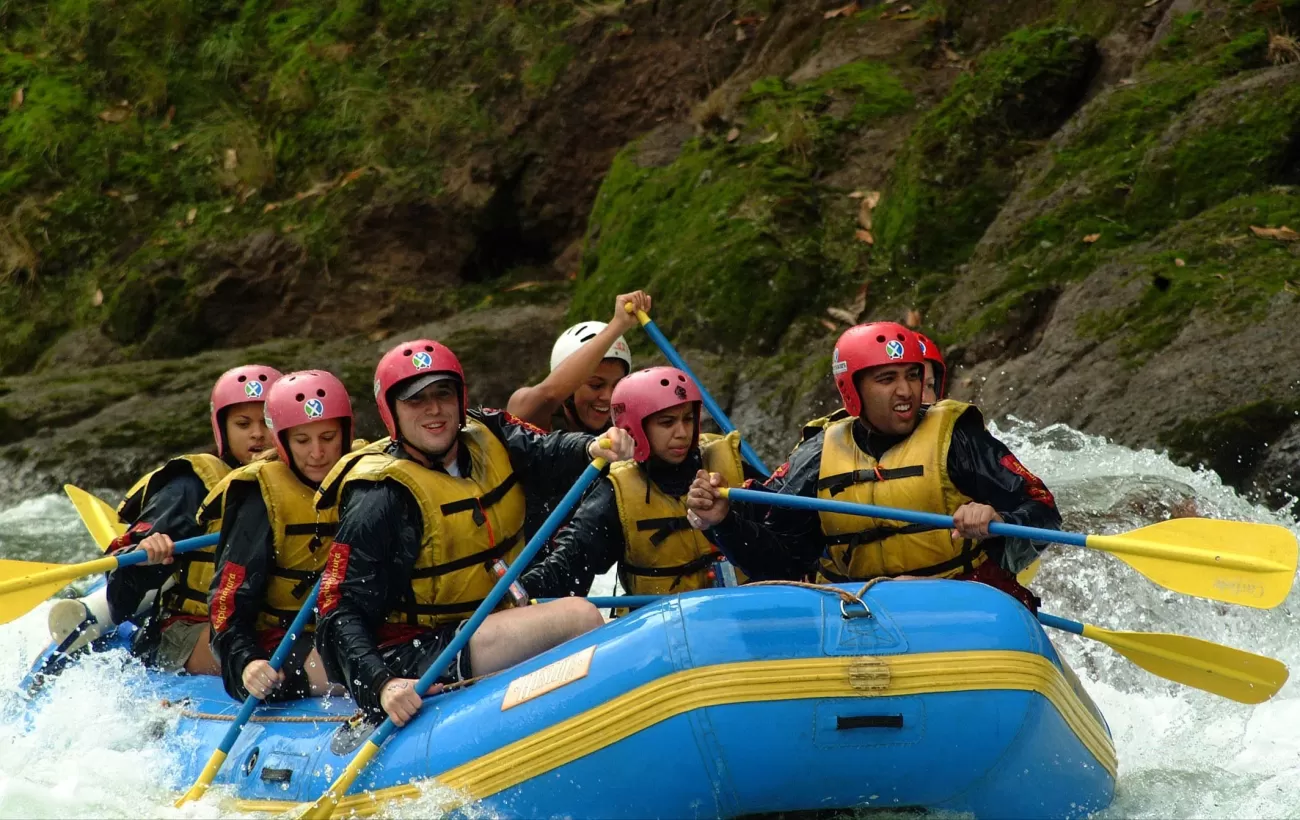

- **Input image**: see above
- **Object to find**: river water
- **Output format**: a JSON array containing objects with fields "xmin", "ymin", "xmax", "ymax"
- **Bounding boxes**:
[{"xmin": 0, "ymin": 419, "xmax": 1296, "ymax": 818}]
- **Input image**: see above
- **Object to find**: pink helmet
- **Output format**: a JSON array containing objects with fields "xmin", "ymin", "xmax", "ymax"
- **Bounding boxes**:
[
  {"xmin": 374, "ymin": 339, "xmax": 467, "ymax": 440},
  {"xmin": 211, "ymin": 364, "xmax": 283, "ymax": 458},
  {"xmin": 264, "ymin": 370, "xmax": 354, "ymax": 463},
  {"xmin": 610, "ymin": 367, "xmax": 702, "ymax": 462},
  {"xmin": 831, "ymin": 322, "xmax": 924, "ymax": 417}
]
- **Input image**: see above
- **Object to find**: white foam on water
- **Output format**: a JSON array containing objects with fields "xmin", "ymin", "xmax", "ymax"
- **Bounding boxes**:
[{"xmin": 0, "ymin": 419, "xmax": 1295, "ymax": 817}]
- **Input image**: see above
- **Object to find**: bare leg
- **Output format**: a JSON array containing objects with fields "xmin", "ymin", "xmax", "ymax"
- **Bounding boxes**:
[
  {"xmin": 184, "ymin": 625, "xmax": 221, "ymax": 676},
  {"xmin": 302, "ymin": 647, "xmax": 346, "ymax": 696},
  {"xmin": 467, "ymin": 599, "xmax": 603, "ymax": 677}
]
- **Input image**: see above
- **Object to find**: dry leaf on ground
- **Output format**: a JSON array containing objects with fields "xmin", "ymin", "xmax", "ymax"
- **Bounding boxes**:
[
  {"xmin": 855, "ymin": 229, "xmax": 875, "ymax": 245},
  {"xmin": 827, "ymin": 307, "xmax": 859, "ymax": 324},
  {"xmin": 98, "ymin": 106, "xmax": 130, "ymax": 123},
  {"xmin": 864, "ymin": 190, "xmax": 881, "ymax": 210},
  {"xmin": 224, "ymin": 148, "xmax": 239, "ymax": 171},
  {"xmin": 186, "ymin": 208, "xmax": 197, "ymax": 225},
  {"xmin": 92, "ymin": 288, "xmax": 104, "ymax": 307},
  {"xmin": 824, "ymin": 3, "xmax": 859, "ymax": 19},
  {"xmin": 1082, "ymin": 233, "xmax": 1100, "ymax": 243},
  {"xmin": 162, "ymin": 105, "xmax": 176, "ymax": 128},
  {"xmin": 1174, "ymin": 257, "xmax": 1186, "ymax": 267},
  {"xmin": 10, "ymin": 87, "xmax": 23, "ymax": 110},
  {"xmin": 726, "ymin": 127, "xmax": 740, "ymax": 143},
  {"xmin": 1250, "ymin": 224, "xmax": 1299, "ymax": 241},
  {"xmin": 858, "ymin": 199, "xmax": 874, "ymax": 230},
  {"xmin": 905, "ymin": 309, "xmax": 922, "ymax": 328}
]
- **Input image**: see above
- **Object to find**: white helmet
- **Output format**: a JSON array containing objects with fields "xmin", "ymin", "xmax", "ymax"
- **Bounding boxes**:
[{"xmin": 550, "ymin": 321, "xmax": 633, "ymax": 373}]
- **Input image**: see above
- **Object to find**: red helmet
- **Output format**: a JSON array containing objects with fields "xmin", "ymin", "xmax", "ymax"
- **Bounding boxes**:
[
  {"xmin": 264, "ymin": 370, "xmax": 354, "ymax": 463},
  {"xmin": 832, "ymin": 322, "xmax": 924, "ymax": 417},
  {"xmin": 912, "ymin": 331, "xmax": 948, "ymax": 400},
  {"xmin": 374, "ymin": 339, "xmax": 467, "ymax": 440},
  {"xmin": 211, "ymin": 364, "xmax": 283, "ymax": 458},
  {"xmin": 610, "ymin": 367, "xmax": 702, "ymax": 462}
]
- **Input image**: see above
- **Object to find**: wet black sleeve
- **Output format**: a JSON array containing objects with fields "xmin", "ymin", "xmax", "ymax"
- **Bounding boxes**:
[
  {"xmin": 105, "ymin": 471, "xmax": 208, "ymax": 624},
  {"xmin": 519, "ymin": 480, "xmax": 624, "ymax": 599},
  {"xmin": 315, "ymin": 480, "xmax": 423, "ymax": 717},
  {"xmin": 705, "ymin": 436, "xmax": 826, "ymax": 581},
  {"xmin": 209, "ymin": 484, "xmax": 274, "ymax": 702},
  {"xmin": 946, "ymin": 410, "xmax": 1062, "ymax": 573},
  {"xmin": 473, "ymin": 408, "xmax": 595, "ymax": 504}
]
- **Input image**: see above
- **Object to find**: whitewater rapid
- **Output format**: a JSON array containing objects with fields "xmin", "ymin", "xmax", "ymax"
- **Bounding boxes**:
[{"xmin": 0, "ymin": 419, "xmax": 1296, "ymax": 818}]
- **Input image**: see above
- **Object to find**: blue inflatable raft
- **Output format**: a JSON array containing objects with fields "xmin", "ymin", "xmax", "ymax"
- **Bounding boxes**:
[{"xmin": 24, "ymin": 580, "xmax": 1116, "ymax": 818}]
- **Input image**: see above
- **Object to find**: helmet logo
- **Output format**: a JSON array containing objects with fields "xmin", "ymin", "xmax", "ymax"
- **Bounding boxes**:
[
  {"xmin": 411, "ymin": 351, "xmax": 433, "ymax": 370},
  {"xmin": 244, "ymin": 380, "xmax": 264, "ymax": 399},
  {"xmin": 831, "ymin": 347, "xmax": 848, "ymax": 375},
  {"xmin": 674, "ymin": 385, "xmax": 688, "ymax": 400},
  {"xmin": 917, "ymin": 339, "xmax": 928, "ymax": 355},
  {"xmin": 373, "ymin": 378, "xmax": 381, "ymax": 397},
  {"xmin": 611, "ymin": 402, "xmax": 625, "ymax": 420},
  {"xmin": 303, "ymin": 399, "xmax": 325, "ymax": 419},
  {"xmin": 885, "ymin": 340, "xmax": 905, "ymax": 360}
]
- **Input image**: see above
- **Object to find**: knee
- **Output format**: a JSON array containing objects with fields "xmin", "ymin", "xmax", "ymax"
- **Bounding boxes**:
[{"xmin": 552, "ymin": 597, "xmax": 604, "ymax": 635}]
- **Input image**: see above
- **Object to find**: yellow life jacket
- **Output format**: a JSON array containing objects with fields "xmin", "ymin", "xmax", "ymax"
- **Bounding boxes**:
[
  {"xmin": 608, "ymin": 431, "xmax": 748, "ymax": 595},
  {"xmin": 198, "ymin": 458, "xmax": 339, "ymax": 632},
  {"xmin": 813, "ymin": 400, "xmax": 982, "ymax": 582},
  {"xmin": 117, "ymin": 453, "xmax": 231, "ymax": 618},
  {"xmin": 315, "ymin": 420, "xmax": 525, "ymax": 628}
]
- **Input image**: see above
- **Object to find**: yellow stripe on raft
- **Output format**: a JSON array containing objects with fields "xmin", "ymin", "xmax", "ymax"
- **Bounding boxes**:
[{"xmin": 229, "ymin": 649, "xmax": 1114, "ymax": 818}]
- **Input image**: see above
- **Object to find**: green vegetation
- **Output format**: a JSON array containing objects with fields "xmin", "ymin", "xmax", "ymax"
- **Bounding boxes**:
[
  {"xmin": 0, "ymin": 0, "xmax": 586, "ymax": 372},
  {"xmin": 573, "ymin": 61, "xmax": 914, "ymax": 350}
]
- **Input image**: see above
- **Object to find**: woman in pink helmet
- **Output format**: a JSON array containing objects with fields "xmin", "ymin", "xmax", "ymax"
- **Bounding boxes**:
[
  {"xmin": 202, "ymin": 370, "xmax": 353, "ymax": 702},
  {"xmin": 101, "ymin": 364, "xmax": 282, "ymax": 675},
  {"xmin": 520, "ymin": 366, "xmax": 765, "ymax": 601}
]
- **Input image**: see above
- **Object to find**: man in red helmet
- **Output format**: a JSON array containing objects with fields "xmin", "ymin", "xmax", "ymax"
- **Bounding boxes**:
[
  {"xmin": 314, "ymin": 339, "xmax": 634, "ymax": 726},
  {"xmin": 685, "ymin": 322, "xmax": 1058, "ymax": 610}
]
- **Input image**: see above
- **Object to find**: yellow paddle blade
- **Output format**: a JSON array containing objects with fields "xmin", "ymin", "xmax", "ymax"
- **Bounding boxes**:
[
  {"xmin": 0, "ymin": 555, "xmax": 119, "ymax": 626},
  {"xmin": 1016, "ymin": 557, "xmax": 1042, "ymax": 586},
  {"xmin": 295, "ymin": 740, "xmax": 382, "ymax": 819},
  {"xmin": 175, "ymin": 750, "xmax": 227, "ymax": 807},
  {"xmin": 1087, "ymin": 518, "xmax": 1298, "ymax": 609},
  {"xmin": 1081, "ymin": 623, "xmax": 1289, "ymax": 704},
  {"xmin": 64, "ymin": 485, "xmax": 127, "ymax": 551}
]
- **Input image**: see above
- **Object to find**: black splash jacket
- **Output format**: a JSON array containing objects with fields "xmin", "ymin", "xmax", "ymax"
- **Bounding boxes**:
[{"xmin": 314, "ymin": 408, "xmax": 594, "ymax": 716}]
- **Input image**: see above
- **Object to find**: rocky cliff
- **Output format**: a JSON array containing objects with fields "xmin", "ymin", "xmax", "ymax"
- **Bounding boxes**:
[{"xmin": 1, "ymin": 0, "xmax": 1297, "ymax": 506}]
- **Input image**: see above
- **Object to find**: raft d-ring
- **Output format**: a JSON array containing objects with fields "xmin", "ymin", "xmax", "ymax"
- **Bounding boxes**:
[{"xmin": 840, "ymin": 595, "xmax": 873, "ymax": 620}]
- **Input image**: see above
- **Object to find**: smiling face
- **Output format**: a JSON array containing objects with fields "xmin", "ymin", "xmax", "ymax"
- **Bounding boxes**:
[
  {"xmin": 644, "ymin": 402, "xmax": 696, "ymax": 465},
  {"xmin": 224, "ymin": 401, "xmax": 272, "ymax": 464},
  {"xmin": 394, "ymin": 379, "xmax": 461, "ymax": 462},
  {"xmin": 855, "ymin": 363, "xmax": 923, "ymax": 436},
  {"xmin": 571, "ymin": 359, "xmax": 628, "ymax": 431},
  {"xmin": 285, "ymin": 418, "xmax": 345, "ymax": 484}
]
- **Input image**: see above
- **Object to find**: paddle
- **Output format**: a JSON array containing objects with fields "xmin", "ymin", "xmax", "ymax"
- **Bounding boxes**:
[
  {"xmin": 63, "ymin": 485, "xmax": 127, "ymax": 550},
  {"xmin": 558, "ymin": 595, "xmax": 1288, "ymax": 703},
  {"xmin": 0, "ymin": 533, "xmax": 219, "ymax": 626},
  {"xmin": 1037, "ymin": 612, "xmax": 1288, "ymax": 705},
  {"xmin": 624, "ymin": 303, "xmax": 770, "ymax": 477},
  {"xmin": 293, "ymin": 440, "xmax": 616, "ymax": 820},
  {"xmin": 719, "ymin": 487, "xmax": 1298, "ymax": 609},
  {"xmin": 176, "ymin": 578, "xmax": 323, "ymax": 806}
]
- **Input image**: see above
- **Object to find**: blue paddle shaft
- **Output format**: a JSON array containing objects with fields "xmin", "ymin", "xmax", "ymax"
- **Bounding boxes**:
[
  {"xmin": 724, "ymin": 487, "xmax": 1088, "ymax": 547},
  {"xmin": 541, "ymin": 595, "xmax": 663, "ymax": 609},
  {"xmin": 639, "ymin": 317, "xmax": 770, "ymax": 476},
  {"xmin": 211, "ymin": 581, "xmax": 323, "ymax": 756},
  {"xmin": 368, "ymin": 460, "xmax": 607, "ymax": 749},
  {"xmin": 112, "ymin": 533, "xmax": 219, "ymax": 568},
  {"xmin": 560, "ymin": 592, "xmax": 1089, "ymax": 641},
  {"xmin": 1036, "ymin": 611, "xmax": 1084, "ymax": 635}
]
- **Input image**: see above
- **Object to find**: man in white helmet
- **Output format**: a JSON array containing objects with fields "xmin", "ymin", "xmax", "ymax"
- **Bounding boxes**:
[{"xmin": 508, "ymin": 291, "xmax": 651, "ymax": 433}]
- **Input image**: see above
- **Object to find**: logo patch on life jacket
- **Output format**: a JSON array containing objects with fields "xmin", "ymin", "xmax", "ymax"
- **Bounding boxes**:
[
  {"xmin": 999, "ymin": 453, "xmax": 1057, "ymax": 508},
  {"xmin": 885, "ymin": 340, "xmax": 905, "ymax": 360},
  {"xmin": 211, "ymin": 562, "xmax": 247, "ymax": 632},
  {"xmin": 317, "ymin": 543, "xmax": 352, "ymax": 616},
  {"xmin": 303, "ymin": 398, "xmax": 325, "ymax": 419},
  {"xmin": 831, "ymin": 348, "xmax": 848, "ymax": 375},
  {"xmin": 244, "ymin": 380, "xmax": 264, "ymax": 399},
  {"xmin": 411, "ymin": 351, "xmax": 433, "ymax": 370}
]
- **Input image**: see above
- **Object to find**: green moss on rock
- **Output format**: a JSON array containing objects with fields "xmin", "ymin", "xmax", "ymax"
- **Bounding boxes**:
[
  {"xmin": 574, "ymin": 61, "xmax": 913, "ymax": 350},
  {"xmin": 873, "ymin": 25, "xmax": 1098, "ymax": 282}
]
